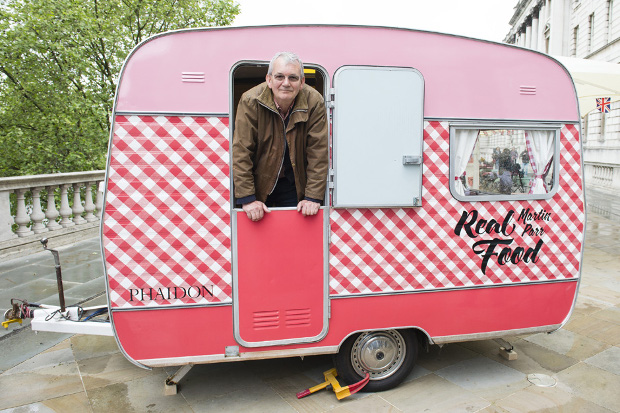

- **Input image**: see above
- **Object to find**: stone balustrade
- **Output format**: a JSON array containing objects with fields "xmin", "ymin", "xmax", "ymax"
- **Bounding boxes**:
[
  {"xmin": 584, "ymin": 161, "xmax": 620, "ymax": 194},
  {"xmin": 0, "ymin": 171, "xmax": 106, "ymax": 260}
]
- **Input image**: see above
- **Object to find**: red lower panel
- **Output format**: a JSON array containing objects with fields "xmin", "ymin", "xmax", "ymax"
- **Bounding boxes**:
[
  {"xmin": 113, "ymin": 281, "xmax": 577, "ymax": 363},
  {"xmin": 236, "ymin": 209, "xmax": 325, "ymax": 344}
]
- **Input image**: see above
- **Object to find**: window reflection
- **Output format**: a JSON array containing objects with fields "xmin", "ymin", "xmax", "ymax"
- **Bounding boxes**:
[{"xmin": 454, "ymin": 129, "xmax": 555, "ymax": 197}]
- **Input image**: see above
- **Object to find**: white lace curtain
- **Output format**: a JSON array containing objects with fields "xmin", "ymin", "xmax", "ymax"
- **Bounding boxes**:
[
  {"xmin": 454, "ymin": 129, "xmax": 479, "ymax": 196},
  {"xmin": 525, "ymin": 130, "xmax": 555, "ymax": 194}
]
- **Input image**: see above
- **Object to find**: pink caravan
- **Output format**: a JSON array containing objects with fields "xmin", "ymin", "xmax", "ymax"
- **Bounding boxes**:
[{"xmin": 73, "ymin": 25, "xmax": 588, "ymax": 393}]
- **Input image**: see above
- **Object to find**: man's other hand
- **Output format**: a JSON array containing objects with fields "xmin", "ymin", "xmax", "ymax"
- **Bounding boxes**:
[
  {"xmin": 297, "ymin": 200, "xmax": 320, "ymax": 216},
  {"xmin": 242, "ymin": 201, "xmax": 270, "ymax": 222}
]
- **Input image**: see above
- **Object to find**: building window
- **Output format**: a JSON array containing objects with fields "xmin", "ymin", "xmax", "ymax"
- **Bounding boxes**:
[
  {"xmin": 572, "ymin": 25, "xmax": 580, "ymax": 56},
  {"xmin": 583, "ymin": 114, "xmax": 588, "ymax": 142},
  {"xmin": 608, "ymin": 0, "xmax": 614, "ymax": 42},
  {"xmin": 588, "ymin": 13, "xmax": 595, "ymax": 52},
  {"xmin": 450, "ymin": 126, "xmax": 558, "ymax": 200},
  {"xmin": 600, "ymin": 112, "xmax": 607, "ymax": 141}
]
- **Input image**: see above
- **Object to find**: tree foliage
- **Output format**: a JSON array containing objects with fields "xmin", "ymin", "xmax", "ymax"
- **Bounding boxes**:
[{"xmin": 0, "ymin": 0, "xmax": 239, "ymax": 176}]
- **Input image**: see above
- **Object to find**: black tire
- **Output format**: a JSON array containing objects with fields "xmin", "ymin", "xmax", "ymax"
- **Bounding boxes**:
[{"xmin": 334, "ymin": 329, "xmax": 418, "ymax": 392}]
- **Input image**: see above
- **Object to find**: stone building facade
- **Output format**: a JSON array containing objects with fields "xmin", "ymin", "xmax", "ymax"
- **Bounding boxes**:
[{"xmin": 505, "ymin": 0, "xmax": 620, "ymax": 194}]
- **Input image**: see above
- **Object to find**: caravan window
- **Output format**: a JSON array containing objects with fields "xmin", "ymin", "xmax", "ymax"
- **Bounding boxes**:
[{"xmin": 450, "ymin": 126, "xmax": 559, "ymax": 201}]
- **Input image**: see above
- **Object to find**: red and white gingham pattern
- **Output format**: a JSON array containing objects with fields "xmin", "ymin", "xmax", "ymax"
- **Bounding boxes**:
[
  {"xmin": 103, "ymin": 116, "xmax": 584, "ymax": 303},
  {"xmin": 329, "ymin": 122, "xmax": 584, "ymax": 296},
  {"xmin": 103, "ymin": 115, "xmax": 231, "ymax": 308}
]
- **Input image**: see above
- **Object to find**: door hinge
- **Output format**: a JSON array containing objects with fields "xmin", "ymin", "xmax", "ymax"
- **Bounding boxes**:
[{"xmin": 326, "ymin": 88, "xmax": 336, "ymax": 109}]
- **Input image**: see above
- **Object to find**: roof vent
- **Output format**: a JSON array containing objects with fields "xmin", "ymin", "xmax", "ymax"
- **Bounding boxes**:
[
  {"xmin": 520, "ymin": 85, "xmax": 537, "ymax": 95},
  {"xmin": 181, "ymin": 72, "xmax": 205, "ymax": 83}
]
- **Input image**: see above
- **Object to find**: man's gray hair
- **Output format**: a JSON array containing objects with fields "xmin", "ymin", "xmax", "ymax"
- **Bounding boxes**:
[{"xmin": 267, "ymin": 52, "xmax": 305, "ymax": 79}]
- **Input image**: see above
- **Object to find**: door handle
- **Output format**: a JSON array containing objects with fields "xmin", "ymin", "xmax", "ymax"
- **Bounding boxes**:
[{"xmin": 402, "ymin": 155, "xmax": 422, "ymax": 165}]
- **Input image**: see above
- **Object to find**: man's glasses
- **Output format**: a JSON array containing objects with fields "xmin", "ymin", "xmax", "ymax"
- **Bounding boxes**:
[{"xmin": 271, "ymin": 74, "xmax": 301, "ymax": 83}]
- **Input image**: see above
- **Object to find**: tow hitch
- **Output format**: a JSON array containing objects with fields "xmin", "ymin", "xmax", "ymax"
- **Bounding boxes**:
[{"xmin": 2, "ymin": 238, "xmax": 112, "ymax": 336}]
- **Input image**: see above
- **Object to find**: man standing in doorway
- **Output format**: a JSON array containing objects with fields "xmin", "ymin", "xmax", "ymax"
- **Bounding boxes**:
[{"xmin": 233, "ymin": 52, "xmax": 329, "ymax": 222}]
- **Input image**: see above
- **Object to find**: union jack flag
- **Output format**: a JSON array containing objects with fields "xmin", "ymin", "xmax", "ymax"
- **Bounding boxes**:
[{"xmin": 597, "ymin": 97, "xmax": 611, "ymax": 113}]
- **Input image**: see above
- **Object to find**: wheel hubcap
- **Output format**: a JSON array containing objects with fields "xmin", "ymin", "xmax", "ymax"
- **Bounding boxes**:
[{"xmin": 350, "ymin": 330, "xmax": 406, "ymax": 380}]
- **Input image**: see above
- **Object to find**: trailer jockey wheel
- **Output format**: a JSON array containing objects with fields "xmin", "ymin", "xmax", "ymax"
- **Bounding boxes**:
[{"xmin": 334, "ymin": 329, "xmax": 418, "ymax": 392}]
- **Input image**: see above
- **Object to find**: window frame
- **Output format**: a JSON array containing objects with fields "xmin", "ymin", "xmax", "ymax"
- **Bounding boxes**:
[
  {"xmin": 588, "ymin": 12, "xmax": 595, "ymax": 53},
  {"xmin": 449, "ymin": 122, "xmax": 561, "ymax": 202},
  {"xmin": 572, "ymin": 25, "xmax": 579, "ymax": 56}
]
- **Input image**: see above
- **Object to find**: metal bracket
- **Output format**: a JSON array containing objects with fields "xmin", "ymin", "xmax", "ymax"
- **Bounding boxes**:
[
  {"xmin": 328, "ymin": 300, "xmax": 331, "ymax": 319},
  {"xmin": 326, "ymin": 88, "xmax": 336, "ymax": 109},
  {"xmin": 225, "ymin": 346, "xmax": 240, "ymax": 357},
  {"xmin": 494, "ymin": 338, "xmax": 518, "ymax": 360},
  {"xmin": 165, "ymin": 364, "xmax": 194, "ymax": 395}
]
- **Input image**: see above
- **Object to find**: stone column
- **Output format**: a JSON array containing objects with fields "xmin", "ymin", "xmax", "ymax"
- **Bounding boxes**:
[
  {"xmin": 538, "ymin": 2, "xmax": 548, "ymax": 52},
  {"xmin": 14, "ymin": 188, "xmax": 33, "ymax": 237},
  {"xmin": 45, "ymin": 185, "xmax": 61, "ymax": 231},
  {"xmin": 525, "ymin": 16, "xmax": 533, "ymax": 49},
  {"xmin": 531, "ymin": 13, "xmax": 539, "ymax": 51},
  {"xmin": 84, "ymin": 182, "xmax": 98, "ymax": 223},
  {"xmin": 0, "ymin": 190, "xmax": 17, "ymax": 240},
  {"xmin": 72, "ymin": 183, "xmax": 86, "ymax": 225},
  {"xmin": 59, "ymin": 184, "xmax": 75, "ymax": 227},
  {"xmin": 548, "ymin": 0, "xmax": 570, "ymax": 55},
  {"xmin": 96, "ymin": 181, "xmax": 105, "ymax": 219},
  {"xmin": 30, "ymin": 186, "xmax": 48, "ymax": 234}
]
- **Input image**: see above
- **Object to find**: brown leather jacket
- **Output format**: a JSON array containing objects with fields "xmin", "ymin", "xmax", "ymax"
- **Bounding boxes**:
[{"xmin": 232, "ymin": 82, "xmax": 329, "ymax": 204}]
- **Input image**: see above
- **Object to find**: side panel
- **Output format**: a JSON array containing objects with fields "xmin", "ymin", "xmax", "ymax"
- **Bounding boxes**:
[
  {"xmin": 103, "ymin": 115, "xmax": 232, "ymax": 309},
  {"xmin": 112, "ymin": 282, "xmax": 578, "ymax": 364},
  {"xmin": 329, "ymin": 121, "xmax": 584, "ymax": 296}
]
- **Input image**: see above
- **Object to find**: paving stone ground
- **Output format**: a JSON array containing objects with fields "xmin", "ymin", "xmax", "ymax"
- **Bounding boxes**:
[{"xmin": 0, "ymin": 189, "xmax": 618, "ymax": 412}]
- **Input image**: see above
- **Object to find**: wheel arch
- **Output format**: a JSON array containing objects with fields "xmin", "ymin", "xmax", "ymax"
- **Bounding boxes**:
[{"xmin": 335, "ymin": 326, "xmax": 433, "ymax": 352}]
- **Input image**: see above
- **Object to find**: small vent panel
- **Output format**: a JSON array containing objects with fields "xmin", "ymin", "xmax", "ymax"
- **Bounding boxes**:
[
  {"xmin": 520, "ymin": 86, "xmax": 537, "ymax": 95},
  {"xmin": 251, "ymin": 308, "xmax": 313, "ymax": 330},
  {"xmin": 182, "ymin": 72, "xmax": 205, "ymax": 83},
  {"xmin": 285, "ymin": 308, "xmax": 311, "ymax": 328},
  {"xmin": 253, "ymin": 310, "xmax": 279, "ymax": 330}
]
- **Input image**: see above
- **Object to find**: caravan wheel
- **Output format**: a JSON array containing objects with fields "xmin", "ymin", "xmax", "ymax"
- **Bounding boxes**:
[{"xmin": 334, "ymin": 329, "xmax": 418, "ymax": 392}]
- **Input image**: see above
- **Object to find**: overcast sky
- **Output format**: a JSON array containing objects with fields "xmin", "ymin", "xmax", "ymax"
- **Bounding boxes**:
[{"xmin": 232, "ymin": 0, "xmax": 517, "ymax": 43}]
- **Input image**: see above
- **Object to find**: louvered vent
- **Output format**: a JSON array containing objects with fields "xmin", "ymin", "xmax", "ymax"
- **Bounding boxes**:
[
  {"xmin": 253, "ymin": 310, "xmax": 279, "ymax": 330},
  {"xmin": 520, "ymin": 85, "xmax": 537, "ymax": 95},
  {"xmin": 285, "ymin": 308, "xmax": 311, "ymax": 328},
  {"xmin": 181, "ymin": 72, "xmax": 205, "ymax": 83}
]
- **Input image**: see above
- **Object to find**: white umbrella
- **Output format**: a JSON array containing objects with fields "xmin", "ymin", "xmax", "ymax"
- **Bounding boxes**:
[{"xmin": 553, "ymin": 55, "xmax": 620, "ymax": 117}]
